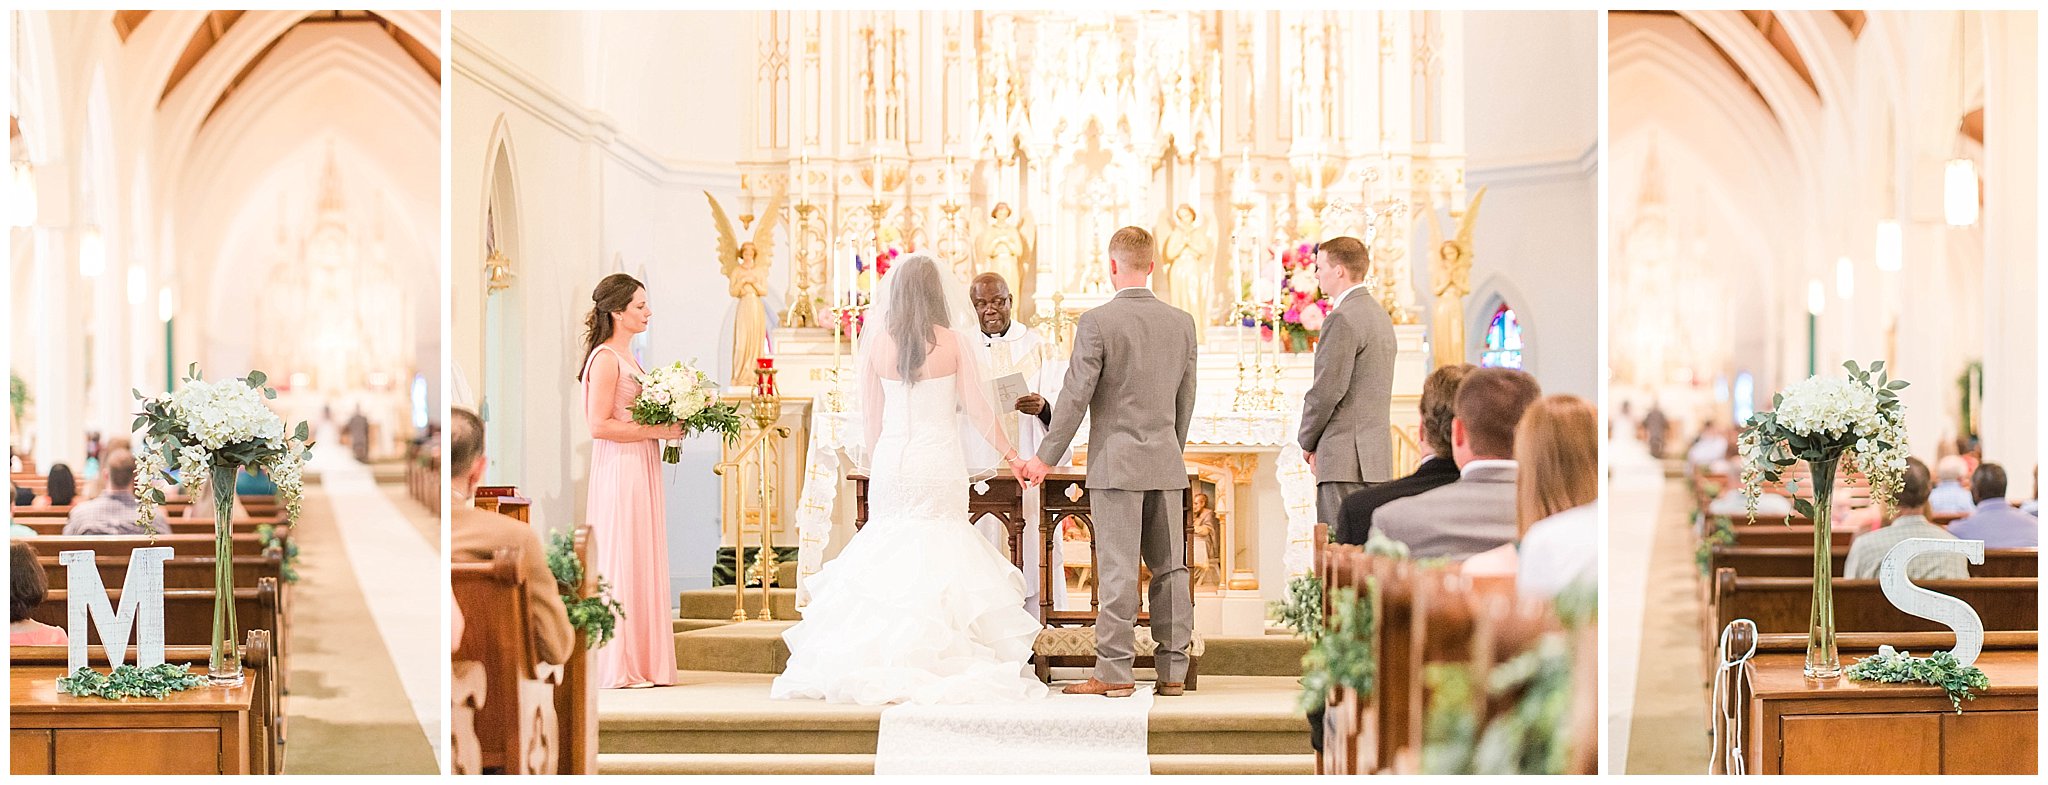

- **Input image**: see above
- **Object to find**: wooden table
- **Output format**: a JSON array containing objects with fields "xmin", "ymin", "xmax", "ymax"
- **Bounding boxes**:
[
  {"xmin": 11, "ymin": 666, "xmax": 253, "ymax": 775},
  {"xmin": 1742, "ymin": 649, "xmax": 2038, "ymax": 774}
]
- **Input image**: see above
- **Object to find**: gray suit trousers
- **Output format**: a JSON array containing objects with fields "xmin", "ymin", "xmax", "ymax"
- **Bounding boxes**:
[
  {"xmin": 1089, "ymin": 487, "xmax": 1191, "ymax": 684},
  {"xmin": 1318, "ymin": 481, "xmax": 1369, "ymax": 529}
]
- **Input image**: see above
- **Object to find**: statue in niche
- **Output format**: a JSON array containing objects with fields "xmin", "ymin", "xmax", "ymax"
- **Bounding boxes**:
[
  {"xmin": 709, "ymin": 190, "xmax": 783, "ymax": 387},
  {"xmin": 1158, "ymin": 203, "xmax": 1215, "ymax": 343},
  {"xmin": 1425, "ymin": 186, "xmax": 1487, "ymax": 370},
  {"xmin": 977, "ymin": 202, "xmax": 1028, "ymax": 297}
]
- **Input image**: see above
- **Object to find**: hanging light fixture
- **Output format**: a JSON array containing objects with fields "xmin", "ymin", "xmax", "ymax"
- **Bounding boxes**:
[
  {"xmin": 1807, "ymin": 279, "xmax": 1826, "ymax": 317},
  {"xmin": 127, "ymin": 264, "xmax": 146, "ymax": 305},
  {"xmin": 1875, "ymin": 220, "xmax": 1903, "ymax": 272},
  {"xmin": 9, "ymin": 159, "xmax": 34, "ymax": 228},
  {"xmin": 78, "ymin": 225, "xmax": 106, "ymax": 278},
  {"xmin": 1944, "ymin": 12, "xmax": 1979, "ymax": 228},
  {"xmin": 1835, "ymin": 256, "xmax": 1854, "ymax": 300},
  {"xmin": 157, "ymin": 287, "xmax": 173, "ymax": 323}
]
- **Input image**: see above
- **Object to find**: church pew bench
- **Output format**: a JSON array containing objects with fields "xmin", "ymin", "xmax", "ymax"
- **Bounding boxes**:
[
  {"xmin": 453, "ymin": 548, "xmax": 563, "ymax": 775},
  {"xmin": 1712, "ymin": 569, "xmax": 2037, "ymax": 636},
  {"xmin": 1710, "ymin": 545, "xmax": 2037, "ymax": 582},
  {"xmin": 10, "ymin": 630, "xmax": 281, "ymax": 775}
]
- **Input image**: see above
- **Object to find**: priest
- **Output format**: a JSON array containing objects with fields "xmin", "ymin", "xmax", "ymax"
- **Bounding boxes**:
[{"xmin": 969, "ymin": 272, "xmax": 1070, "ymax": 613}]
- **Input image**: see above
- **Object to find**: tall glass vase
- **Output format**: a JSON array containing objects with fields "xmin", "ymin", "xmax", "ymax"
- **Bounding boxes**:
[
  {"xmin": 208, "ymin": 465, "xmax": 244, "ymax": 686},
  {"xmin": 1804, "ymin": 456, "xmax": 1841, "ymax": 679}
]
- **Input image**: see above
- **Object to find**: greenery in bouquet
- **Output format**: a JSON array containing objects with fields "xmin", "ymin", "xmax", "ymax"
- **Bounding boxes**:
[
  {"xmin": 130, "ymin": 365, "xmax": 312, "ymax": 534},
  {"xmin": 1737, "ymin": 360, "xmax": 1909, "ymax": 522},
  {"xmin": 547, "ymin": 529, "xmax": 627, "ymax": 649},
  {"xmin": 630, "ymin": 361, "xmax": 744, "ymax": 463}
]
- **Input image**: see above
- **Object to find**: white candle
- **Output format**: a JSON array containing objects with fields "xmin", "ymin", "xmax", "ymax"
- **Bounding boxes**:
[
  {"xmin": 798, "ymin": 149, "xmax": 810, "ymax": 207},
  {"xmin": 945, "ymin": 152, "xmax": 957, "ymax": 207},
  {"xmin": 871, "ymin": 149, "xmax": 883, "ymax": 204}
]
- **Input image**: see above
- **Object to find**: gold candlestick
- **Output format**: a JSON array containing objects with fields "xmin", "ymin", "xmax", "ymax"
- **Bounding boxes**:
[{"xmin": 783, "ymin": 202, "xmax": 820, "ymax": 328}]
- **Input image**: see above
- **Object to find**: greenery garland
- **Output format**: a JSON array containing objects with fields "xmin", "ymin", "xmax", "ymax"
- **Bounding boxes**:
[
  {"xmin": 547, "ymin": 529, "xmax": 626, "ymax": 649},
  {"xmin": 56, "ymin": 663, "xmax": 207, "ymax": 699},
  {"xmin": 1845, "ymin": 648, "xmax": 1989, "ymax": 713},
  {"xmin": 9, "ymin": 371, "xmax": 28, "ymax": 421},
  {"xmin": 255, "ymin": 523, "xmax": 301, "ymax": 583},
  {"xmin": 1270, "ymin": 573, "xmax": 1323, "ymax": 643},
  {"xmin": 1694, "ymin": 516, "xmax": 1735, "ymax": 578},
  {"xmin": 1297, "ymin": 582, "xmax": 1376, "ymax": 714},
  {"xmin": 1422, "ymin": 582, "xmax": 1594, "ymax": 774}
]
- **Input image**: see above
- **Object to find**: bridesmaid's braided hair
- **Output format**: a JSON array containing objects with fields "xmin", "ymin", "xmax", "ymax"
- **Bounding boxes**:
[{"xmin": 580, "ymin": 273, "xmax": 644, "ymax": 381}]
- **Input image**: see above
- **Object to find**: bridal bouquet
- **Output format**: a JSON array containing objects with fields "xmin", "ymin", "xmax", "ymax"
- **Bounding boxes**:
[
  {"xmin": 630, "ymin": 360, "xmax": 744, "ymax": 463},
  {"xmin": 130, "ymin": 364, "xmax": 311, "ymax": 685},
  {"xmin": 1737, "ymin": 360, "xmax": 1908, "ymax": 679}
]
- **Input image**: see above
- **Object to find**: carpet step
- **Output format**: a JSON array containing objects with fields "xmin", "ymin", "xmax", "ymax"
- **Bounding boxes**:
[
  {"xmin": 673, "ymin": 620, "xmax": 1306, "ymax": 677},
  {"xmin": 597, "ymin": 753, "xmax": 1316, "ymax": 775},
  {"xmin": 678, "ymin": 588, "xmax": 799, "ymax": 622},
  {"xmin": 599, "ymin": 672, "xmax": 1309, "ymax": 759}
]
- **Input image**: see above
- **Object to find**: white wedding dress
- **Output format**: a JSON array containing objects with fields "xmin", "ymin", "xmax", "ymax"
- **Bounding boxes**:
[{"xmin": 770, "ymin": 370, "xmax": 1050, "ymax": 705}]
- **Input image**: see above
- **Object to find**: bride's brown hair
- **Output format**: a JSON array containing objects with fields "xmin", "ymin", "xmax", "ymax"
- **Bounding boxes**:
[{"xmin": 580, "ymin": 273, "xmax": 644, "ymax": 381}]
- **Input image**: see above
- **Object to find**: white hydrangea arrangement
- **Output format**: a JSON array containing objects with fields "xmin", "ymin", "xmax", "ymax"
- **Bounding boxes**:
[
  {"xmin": 132, "ymin": 365, "xmax": 313, "ymax": 533},
  {"xmin": 1738, "ymin": 360, "xmax": 1910, "ymax": 522},
  {"xmin": 629, "ymin": 360, "xmax": 742, "ymax": 463}
]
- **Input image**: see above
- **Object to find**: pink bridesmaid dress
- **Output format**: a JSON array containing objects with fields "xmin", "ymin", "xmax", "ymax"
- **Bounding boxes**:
[{"xmin": 582, "ymin": 345, "xmax": 675, "ymax": 687}]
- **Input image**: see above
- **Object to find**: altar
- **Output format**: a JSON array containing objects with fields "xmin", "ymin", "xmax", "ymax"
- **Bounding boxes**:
[{"xmin": 753, "ymin": 322, "xmax": 1428, "ymax": 636}]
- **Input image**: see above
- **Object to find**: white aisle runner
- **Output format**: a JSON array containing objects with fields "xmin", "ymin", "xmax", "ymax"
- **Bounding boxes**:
[
  {"xmin": 311, "ymin": 447, "xmax": 443, "ymax": 761},
  {"xmin": 875, "ymin": 686, "xmax": 1156, "ymax": 774}
]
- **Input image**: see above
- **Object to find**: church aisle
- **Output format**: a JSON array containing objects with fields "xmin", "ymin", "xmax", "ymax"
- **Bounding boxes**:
[
  {"xmin": 1613, "ymin": 463, "xmax": 1712, "ymax": 770},
  {"xmin": 281, "ymin": 462, "xmax": 440, "ymax": 774}
]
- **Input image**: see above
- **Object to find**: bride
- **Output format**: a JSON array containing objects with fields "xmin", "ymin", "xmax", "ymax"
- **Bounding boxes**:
[{"xmin": 771, "ymin": 254, "xmax": 1050, "ymax": 705}]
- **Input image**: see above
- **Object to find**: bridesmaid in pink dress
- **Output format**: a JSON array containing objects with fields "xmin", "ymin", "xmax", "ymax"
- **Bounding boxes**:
[{"xmin": 579, "ymin": 274, "xmax": 685, "ymax": 688}]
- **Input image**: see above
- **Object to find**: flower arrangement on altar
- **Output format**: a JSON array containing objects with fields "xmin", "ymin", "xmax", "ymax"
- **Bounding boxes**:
[
  {"xmin": 836, "ymin": 246, "xmax": 905, "ymax": 337},
  {"xmin": 630, "ymin": 360, "xmax": 744, "ymax": 463},
  {"xmin": 1239, "ymin": 242, "xmax": 1333, "ymax": 352}
]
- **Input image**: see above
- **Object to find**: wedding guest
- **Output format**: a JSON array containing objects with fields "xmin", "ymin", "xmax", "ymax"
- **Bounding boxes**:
[
  {"xmin": 63, "ymin": 450, "xmax": 165, "ymax": 536},
  {"xmin": 1949, "ymin": 463, "xmax": 2038, "ymax": 548},
  {"xmin": 179, "ymin": 470, "xmax": 253, "ymax": 520},
  {"xmin": 1334, "ymin": 363, "xmax": 1474, "ymax": 544},
  {"xmin": 1463, "ymin": 396, "xmax": 1600, "ymax": 596},
  {"xmin": 34, "ymin": 463, "xmax": 75, "ymax": 507},
  {"xmin": 1642, "ymin": 403, "xmax": 1669, "ymax": 457},
  {"xmin": 1297, "ymin": 236, "xmax": 1398, "ymax": 526},
  {"xmin": 1373, "ymin": 368, "xmax": 1542, "ymax": 559},
  {"xmin": 11, "ymin": 481, "xmax": 32, "ymax": 507},
  {"xmin": 1684, "ymin": 421, "xmax": 1729, "ymax": 469},
  {"xmin": 448, "ymin": 407, "xmax": 573, "ymax": 666},
  {"xmin": 1927, "ymin": 456, "xmax": 1975, "ymax": 515},
  {"xmin": 10, "ymin": 542, "xmax": 67, "ymax": 645},
  {"xmin": 2024, "ymin": 467, "xmax": 2038, "ymax": 517},
  {"xmin": 1844, "ymin": 458, "xmax": 1967, "ymax": 580},
  {"xmin": 967, "ymin": 271, "xmax": 1070, "ymax": 611},
  {"xmin": 580, "ymin": 273, "xmax": 683, "ymax": 687}
]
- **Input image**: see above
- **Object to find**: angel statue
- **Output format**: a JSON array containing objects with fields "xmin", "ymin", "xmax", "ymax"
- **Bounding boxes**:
[
  {"xmin": 1424, "ymin": 186, "xmax": 1486, "ymax": 370},
  {"xmin": 1158, "ymin": 204, "xmax": 1215, "ymax": 343},
  {"xmin": 708, "ymin": 190, "xmax": 784, "ymax": 387}
]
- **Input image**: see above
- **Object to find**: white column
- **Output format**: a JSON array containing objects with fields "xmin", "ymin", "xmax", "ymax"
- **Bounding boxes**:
[
  {"xmin": 33, "ymin": 227, "xmax": 85, "ymax": 471},
  {"xmin": 1978, "ymin": 13, "xmax": 2037, "ymax": 471},
  {"xmin": 1893, "ymin": 220, "xmax": 1948, "ymax": 461}
]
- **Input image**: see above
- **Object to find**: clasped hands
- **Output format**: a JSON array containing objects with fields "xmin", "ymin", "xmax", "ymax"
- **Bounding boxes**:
[{"xmin": 1008, "ymin": 455, "xmax": 1052, "ymax": 486}]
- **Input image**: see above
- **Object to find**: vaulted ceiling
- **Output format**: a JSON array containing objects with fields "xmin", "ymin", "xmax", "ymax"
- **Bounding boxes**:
[{"xmin": 111, "ymin": 10, "xmax": 439, "ymax": 127}]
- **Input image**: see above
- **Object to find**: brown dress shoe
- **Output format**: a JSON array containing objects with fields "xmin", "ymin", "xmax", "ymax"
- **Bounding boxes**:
[
  {"xmin": 1063, "ymin": 678, "xmax": 1137, "ymax": 698},
  {"xmin": 1155, "ymin": 682, "xmax": 1185, "ymax": 697}
]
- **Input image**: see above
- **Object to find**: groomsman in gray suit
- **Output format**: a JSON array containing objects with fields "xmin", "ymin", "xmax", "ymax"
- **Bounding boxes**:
[
  {"xmin": 1297, "ymin": 236, "xmax": 1398, "ymax": 526},
  {"xmin": 1022, "ymin": 226, "xmax": 1198, "ymax": 698}
]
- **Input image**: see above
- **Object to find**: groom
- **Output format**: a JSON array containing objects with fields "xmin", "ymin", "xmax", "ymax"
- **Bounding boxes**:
[{"xmin": 1022, "ymin": 226, "xmax": 1198, "ymax": 698}]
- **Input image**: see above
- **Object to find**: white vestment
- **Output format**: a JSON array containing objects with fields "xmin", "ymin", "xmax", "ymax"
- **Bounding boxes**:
[{"xmin": 971, "ymin": 322, "xmax": 1071, "ymax": 613}]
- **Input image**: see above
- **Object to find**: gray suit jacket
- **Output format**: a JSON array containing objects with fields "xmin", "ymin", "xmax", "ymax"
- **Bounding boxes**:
[
  {"xmin": 1298, "ymin": 288, "xmax": 1397, "ymax": 483},
  {"xmin": 1372, "ymin": 462, "xmax": 1518, "ymax": 560},
  {"xmin": 1038, "ymin": 288, "xmax": 1198, "ymax": 491}
]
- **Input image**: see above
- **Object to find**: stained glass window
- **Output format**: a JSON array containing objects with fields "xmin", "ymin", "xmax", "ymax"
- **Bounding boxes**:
[{"xmin": 1480, "ymin": 302, "xmax": 1523, "ymax": 369}]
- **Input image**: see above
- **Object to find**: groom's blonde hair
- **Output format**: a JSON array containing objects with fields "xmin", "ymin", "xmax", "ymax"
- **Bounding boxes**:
[{"xmin": 1108, "ymin": 226, "xmax": 1155, "ymax": 273}]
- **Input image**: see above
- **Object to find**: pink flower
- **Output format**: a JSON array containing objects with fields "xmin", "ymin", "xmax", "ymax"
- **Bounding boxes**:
[
  {"xmin": 1284, "ymin": 305, "xmax": 1303, "ymax": 323},
  {"xmin": 1300, "ymin": 304, "xmax": 1326, "ymax": 332},
  {"xmin": 1260, "ymin": 325, "xmax": 1275, "ymax": 341}
]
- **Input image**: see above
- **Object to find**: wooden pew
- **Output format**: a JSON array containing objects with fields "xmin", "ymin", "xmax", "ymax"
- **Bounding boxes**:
[
  {"xmin": 451, "ymin": 661, "xmax": 487, "ymax": 775},
  {"xmin": 10, "ymin": 629, "xmax": 281, "ymax": 775},
  {"xmin": 40, "ymin": 555, "xmax": 285, "ymax": 595},
  {"xmin": 1712, "ymin": 569, "xmax": 2037, "ymax": 635},
  {"xmin": 554, "ymin": 525, "xmax": 598, "ymax": 775},
  {"xmin": 1711, "ymin": 545, "xmax": 2038, "ymax": 580},
  {"xmin": 1726, "ymin": 525, "xmax": 1854, "ymax": 549},
  {"xmin": 31, "ymin": 580, "xmax": 285, "ymax": 683},
  {"xmin": 20, "ymin": 534, "xmax": 278, "ymax": 559},
  {"xmin": 453, "ymin": 548, "xmax": 562, "ymax": 775},
  {"xmin": 16, "ymin": 518, "xmax": 284, "ymax": 536}
]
